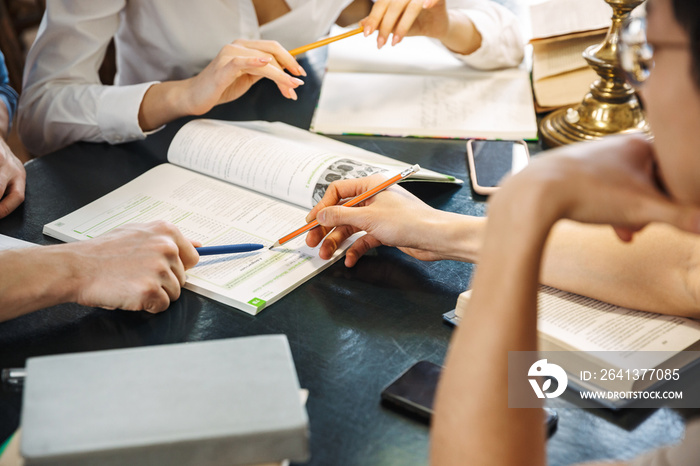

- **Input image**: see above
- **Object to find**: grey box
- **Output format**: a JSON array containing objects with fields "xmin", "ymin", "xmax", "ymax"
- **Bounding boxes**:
[{"xmin": 20, "ymin": 335, "xmax": 309, "ymax": 465}]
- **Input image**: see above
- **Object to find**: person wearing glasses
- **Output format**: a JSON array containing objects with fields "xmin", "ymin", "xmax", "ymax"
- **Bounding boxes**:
[
  {"xmin": 306, "ymin": 0, "xmax": 700, "ymax": 463},
  {"xmin": 16, "ymin": 0, "xmax": 523, "ymax": 156}
]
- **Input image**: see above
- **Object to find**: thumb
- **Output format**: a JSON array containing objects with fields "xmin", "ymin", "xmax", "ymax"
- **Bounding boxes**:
[{"xmin": 317, "ymin": 205, "xmax": 366, "ymax": 230}]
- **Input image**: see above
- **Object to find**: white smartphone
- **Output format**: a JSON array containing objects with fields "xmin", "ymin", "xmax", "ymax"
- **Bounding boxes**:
[{"xmin": 466, "ymin": 139, "xmax": 530, "ymax": 195}]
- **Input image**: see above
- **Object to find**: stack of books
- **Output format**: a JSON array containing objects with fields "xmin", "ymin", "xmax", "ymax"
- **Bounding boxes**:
[{"xmin": 528, "ymin": 0, "xmax": 612, "ymax": 112}]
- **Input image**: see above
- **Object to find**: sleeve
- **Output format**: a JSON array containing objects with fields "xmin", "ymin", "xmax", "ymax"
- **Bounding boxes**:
[
  {"xmin": 0, "ymin": 50, "xmax": 19, "ymax": 129},
  {"xmin": 446, "ymin": 0, "xmax": 525, "ymax": 70},
  {"xmin": 628, "ymin": 419, "xmax": 700, "ymax": 466},
  {"xmin": 17, "ymin": 0, "xmax": 158, "ymax": 156}
]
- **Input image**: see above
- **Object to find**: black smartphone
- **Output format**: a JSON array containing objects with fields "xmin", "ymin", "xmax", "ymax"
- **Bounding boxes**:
[
  {"xmin": 466, "ymin": 139, "xmax": 530, "ymax": 195},
  {"xmin": 381, "ymin": 360, "xmax": 558, "ymax": 437}
]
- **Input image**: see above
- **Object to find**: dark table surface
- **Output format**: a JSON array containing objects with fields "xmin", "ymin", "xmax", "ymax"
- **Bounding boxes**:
[{"xmin": 0, "ymin": 51, "xmax": 687, "ymax": 465}]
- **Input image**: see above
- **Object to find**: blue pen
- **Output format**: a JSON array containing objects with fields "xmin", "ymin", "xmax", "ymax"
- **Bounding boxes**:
[{"xmin": 195, "ymin": 243, "xmax": 264, "ymax": 256}]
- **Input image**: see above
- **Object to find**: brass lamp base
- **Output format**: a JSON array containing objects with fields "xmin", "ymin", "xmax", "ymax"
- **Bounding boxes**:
[
  {"xmin": 539, "ymin": 0, "xmax": 652, "ymax": 148},
  {"xmin": 540, "ymin": 94, "xmax": 651, "ymax": 147}
]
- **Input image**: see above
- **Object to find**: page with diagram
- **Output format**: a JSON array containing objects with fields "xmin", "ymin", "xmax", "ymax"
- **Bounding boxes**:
[{"xmin": 167, "ymin": 119, "xmax": 460, "ymax": 210}]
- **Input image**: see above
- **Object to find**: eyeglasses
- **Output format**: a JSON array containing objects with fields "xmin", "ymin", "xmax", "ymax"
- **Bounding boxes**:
[{"xmin": 618, "ymin": 14, "xmax": 689, "ymax": 87}]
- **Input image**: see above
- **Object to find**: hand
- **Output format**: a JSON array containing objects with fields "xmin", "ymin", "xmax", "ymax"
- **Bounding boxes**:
[
  {"xmin": 139, "ymin": 40, "xmax": 307, "ymax": 131},
  {"xmin": 70, "ymin": 221, "xmax": 200, "ymax": 313},
  {"xmin": 491, "ymin": 135, "xmax": 700, "ymax": 240},
  {"xmin": 305, "ymin": 175, "xmax": 463, "ymax": 266},
  {"xmin": 0, "ymin": 137, "xmax": 25, "ymax": 218},
  {"xmin": 184, "ymin": 39, "xmax": 306, "ymax": 115},
  {"xmin": 361, "ymin": 0, "xmax": 449, "ymax": 48}
]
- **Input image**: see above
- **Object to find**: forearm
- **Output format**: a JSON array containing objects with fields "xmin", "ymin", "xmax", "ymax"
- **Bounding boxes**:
[
  {"xmin": 430, "ymin": 212, "xmax": 485, "ymax": 262},
  {"xmin": 0, "ymin": 98, "xmax": 11, "ymax": 139},
  {"xmin": 0, "ymin": 246, "xmax": 81, "ymax": 322},
  {"xmin": 431, "ymin": 192, "xmax": 555, "ymax": 465},
  {"xmin": 455, "ymin": 215, "xmax": 700, "ymax": 317},
  {"xmin": 138, "ymin": 81, "xmax": 191, "ymax": 132},
  {"xmin": 541, "ymin": 221, "xmax": 700, "ymax": 318}
]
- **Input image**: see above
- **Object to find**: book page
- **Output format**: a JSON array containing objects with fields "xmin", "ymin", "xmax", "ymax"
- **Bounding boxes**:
[
  {"xmin": 537, "ymin": 286, "xmax": 700, "ymax": 367},
  {"xmin": 532, "ymin": 32, "xmax": 605, "ymax": 79},
  {"xmin": 0, "ymin": 234, "xmax": 33, "ymax": 250},
  {"xmin": 326, "ymin": 26, "xmax": 469, "ymax": 76},
  {"xmin": 43, "ymin": 164, "xmax": 356, "ymax": 315},
  {"xmin": 533, "ymin": 66, "xmax": 597, "ymax": 108},
  {"xmin": 236, "ymin": 121, "xmax": 461, "ymax": 184},
  {"xmin": 168, "ymin": 120, "xmax": 386, "ymax": 209},
  {"xmin": 312, "ymin": 70, "xmax": 538, "ymax": 140},
  {"xmin": 529, "ymin": 0, "xmax": 611, "ymax": 40},
  {"xmin": 456, "ymin": 286, "xmax": 700, "ymax": 368}
]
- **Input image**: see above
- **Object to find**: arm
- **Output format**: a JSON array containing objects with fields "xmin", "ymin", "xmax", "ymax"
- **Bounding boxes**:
[
  {"xmin": 18, "ymin": 1, "xmax": 305, "ymax": 156},
  {"xmin": 0, "ymin": 222, "xmax": 199, "ymax": 322},
  {"xmin": 18, "ymin": 0, "xmax": 136, "ymax": 156},
  {"xmin": 137, "ymin": 40, "xmax": 305, "ymax": 131},
  {"xmin": 432, "ymin": 135, "xmax": 700, "ymax": 465},
  {"xmin": 308, "ymin": 139, "xmax": 700, "ymax": 317},
  {"xmin": 0, "ymin": 50, "xmax": 25, "ymax": 218},
  {"xmin": 541, "ymin": 221, "xmax": 700, "ymax": 318},
  {"xmin": 355, "ymin": 0, "xmax": 523, "ymax": 69}
]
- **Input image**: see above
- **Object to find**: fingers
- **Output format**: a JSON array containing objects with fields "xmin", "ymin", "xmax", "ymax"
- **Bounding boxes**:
[
  {"xmin": 232, "ymin": 39, "xmax": 306, "ymax": 77},
  {"xmin": 363, "ymin": 0, "xmax": 427, "ymax": 48},
  {"xmin": 146, "ymin": 221, "xmax": 199, "ymax": 272},
  {"xmin": 305, "ymin": 224, "xmax": 334, "ymax": 248},
  {"xmin": 363, "ymin": 0, "xmax": 391, "ymax": 40},
  {"xmin": 318, "ymin": 224, "xmax": 358, "ymax": 259},
  {"xmin": 316, "ymin": 204, "xmax": 368, "ymax": 231},
  {"xmin": 224, "ymin": 56, "xmax": 304, "ymax": 100},
  {"xmin": 393, "ymin": 0, "xmax": 424, "ymax": 45},
  {"xmin": 376, "ymin": 1, "xmax": 405, "ymax": 48},
  {"xmin": 344, "ymin": 235, "xmax": 384, "ymax": 267},
  {"xmin": 142, "ymin": 285, "xmax": 174, "ymax": 314},
  {"xmin": 306, "ymin": 176, "xmax": 387, "ymax": 223},
  {"xmin": 0, "ymin": 177, "xmax": 26, "ymax": 219}
]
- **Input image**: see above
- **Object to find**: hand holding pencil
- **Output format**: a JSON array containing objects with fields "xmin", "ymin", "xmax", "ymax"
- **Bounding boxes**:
[{"xmin": 303, "ymin": 167, "xmax": 463, "ymax": 267}]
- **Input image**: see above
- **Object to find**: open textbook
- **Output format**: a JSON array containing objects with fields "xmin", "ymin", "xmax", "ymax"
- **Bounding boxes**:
[
  {"xmin": 450, "ymin": 286, "xmax": 700, "ymax": 401},
  {"xmin": 43, "ymin": 119, "xmax": 460, "ymax": 315},
  {"xmin": 310, "ymin": 27, "xmax": 538, "ymax": 140}
]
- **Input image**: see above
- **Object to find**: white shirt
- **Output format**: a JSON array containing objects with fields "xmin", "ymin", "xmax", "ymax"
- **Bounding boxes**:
[{"xmin": 17, "ymin": 0, "xmax": 524, "ymax": 156}]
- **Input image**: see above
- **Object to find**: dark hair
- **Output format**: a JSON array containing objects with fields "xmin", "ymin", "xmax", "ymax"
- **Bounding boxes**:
[{"xmin": 671, "ymin": 0, "xmax": 700, "ymax": 88}]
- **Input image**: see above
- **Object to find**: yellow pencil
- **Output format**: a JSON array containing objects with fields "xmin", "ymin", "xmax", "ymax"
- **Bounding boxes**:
[
  {"xmin": 288, "ymin": 26, "xmax": 364, "ymax": 56},
  {"xmin": 269, "ymin": 165, "xmax": 420, "ymax": 249}
]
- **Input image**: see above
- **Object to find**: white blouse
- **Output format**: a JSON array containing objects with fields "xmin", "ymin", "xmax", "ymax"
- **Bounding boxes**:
[{"xmin": 17, "ymin": 0, "xmax": 524, "ymax": 155}]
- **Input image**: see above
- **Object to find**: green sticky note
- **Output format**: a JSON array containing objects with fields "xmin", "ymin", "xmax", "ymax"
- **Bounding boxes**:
[{"xmin": 248, "ymin": 298, "xmax": 266, "ymax": 309}]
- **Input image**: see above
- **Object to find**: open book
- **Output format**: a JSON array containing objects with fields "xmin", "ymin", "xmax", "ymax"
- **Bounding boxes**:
[
  {"xmin": 310, "ymin": 27, "xmax": 538, "ymax": 140},
  {"xmin": 43, "ymin": 120, "xmax": 460, "ymax": 315},
  {"xmin": 449, "ymin": 286, "xmax": 700, "ymax": 404}
]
